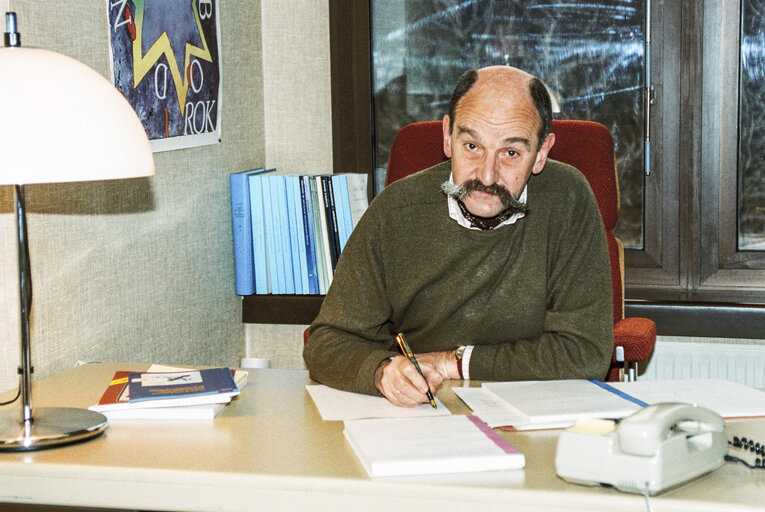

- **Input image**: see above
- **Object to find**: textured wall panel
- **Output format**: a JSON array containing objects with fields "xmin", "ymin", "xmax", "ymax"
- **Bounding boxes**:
[{"xmin": 0, "ymin": 0, "xmax": 266, "ymax": 389}]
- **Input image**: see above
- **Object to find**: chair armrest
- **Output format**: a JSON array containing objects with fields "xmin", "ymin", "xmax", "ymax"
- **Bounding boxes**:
[{"xmin": 613, "ymin": 317, "xmax": 656, "ymax": 363}]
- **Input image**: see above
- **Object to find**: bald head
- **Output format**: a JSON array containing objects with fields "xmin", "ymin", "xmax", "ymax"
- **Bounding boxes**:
[{"xmin": 447, "ymin": 66, "xmax": 552, "ymax": 150}]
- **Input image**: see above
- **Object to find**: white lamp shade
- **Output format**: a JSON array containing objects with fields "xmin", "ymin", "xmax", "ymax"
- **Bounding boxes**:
[{"xmin": 0, "ymin": 46, "xmax": 155, "ymax": 185}]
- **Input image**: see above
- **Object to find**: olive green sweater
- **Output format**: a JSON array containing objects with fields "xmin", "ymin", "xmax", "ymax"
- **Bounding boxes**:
[{"xmin": 303, "ymin": 160, "xmax": 613, "ymax": 395}]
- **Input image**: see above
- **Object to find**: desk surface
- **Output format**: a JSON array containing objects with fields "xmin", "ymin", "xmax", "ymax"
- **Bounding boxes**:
[{"xmin": 0, "ymin": 363, "xmax": 763, "ymax": 512}]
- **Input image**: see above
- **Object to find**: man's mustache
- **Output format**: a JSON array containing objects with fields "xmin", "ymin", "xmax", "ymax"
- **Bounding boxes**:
[{"xmin": 441, "ymin": 179, "xmax": 528, "ymax": 215}]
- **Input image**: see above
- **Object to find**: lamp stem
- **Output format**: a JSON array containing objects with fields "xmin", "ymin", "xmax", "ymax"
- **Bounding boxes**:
[{"xmin": 15, "ymin": 184, "xmax": 33, "ymax": 423}]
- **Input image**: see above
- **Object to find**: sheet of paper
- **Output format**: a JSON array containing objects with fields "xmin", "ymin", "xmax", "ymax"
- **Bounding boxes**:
[
  {"xmin": 453, "ymin": 387, "xmax": 584, "ymax": 430},
  {"xmin": 482, "ymin": 380, "xmax": 641, "ymax": 425},
  {"xmin": 453, "ymin": 387, "xmax": 529, "ymax": 428},
  {"xmin": 611, "ymin": 379, "xmax": 765, "ymax": 418},
  {"xmin": 306, "ymin": 384, "xmax": 450, "ymax": 421},
  {"xmin": 343, "ymin": 415, "xmax": 524, "ymax": 477}
]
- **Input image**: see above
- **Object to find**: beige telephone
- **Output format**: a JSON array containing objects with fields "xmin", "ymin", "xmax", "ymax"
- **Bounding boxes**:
[{"xmin": 555, "ymin": 403, "xmax": 727, "ymax": 495}]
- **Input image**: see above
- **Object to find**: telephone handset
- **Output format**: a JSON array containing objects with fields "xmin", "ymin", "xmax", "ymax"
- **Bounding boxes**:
[{"xmin": 555, "ymin": 403, "xmax": 728, "ymax": 495}]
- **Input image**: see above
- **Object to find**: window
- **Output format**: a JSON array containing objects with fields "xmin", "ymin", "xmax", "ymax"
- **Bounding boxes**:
[{"xmin": 328, "ymin": 1, "xmax": 765, "ymax": 330}]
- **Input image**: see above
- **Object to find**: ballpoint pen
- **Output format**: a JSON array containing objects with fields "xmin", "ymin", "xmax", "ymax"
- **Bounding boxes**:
[{"xmin": 395, "ymin": 333, "xmax": 437, "ymax": 409}]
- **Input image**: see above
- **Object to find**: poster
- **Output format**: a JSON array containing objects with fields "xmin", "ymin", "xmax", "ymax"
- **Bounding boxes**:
[{"xmin": 106, "ymin": 0, "xmax": 221, "ymax": 152}]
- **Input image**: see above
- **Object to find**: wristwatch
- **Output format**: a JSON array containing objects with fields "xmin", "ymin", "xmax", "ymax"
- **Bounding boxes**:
[{"xmin": 454, "ymin": 345, "xmax": 466, "ymax": 379}]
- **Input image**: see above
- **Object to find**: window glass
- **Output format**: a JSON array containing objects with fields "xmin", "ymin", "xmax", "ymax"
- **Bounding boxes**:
[
  {"xmin": 739, "ymin": 0, "xmax": 765, "ymax": 250},
  {"xmin": 371, "ymin": 0, "xmax": 646, "ymax": 248}
]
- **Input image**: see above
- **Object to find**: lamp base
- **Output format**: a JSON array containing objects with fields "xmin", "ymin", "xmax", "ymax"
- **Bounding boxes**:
[{"xmin": 0, "ymin": 407, "xmax": 108, "ymax": 451}]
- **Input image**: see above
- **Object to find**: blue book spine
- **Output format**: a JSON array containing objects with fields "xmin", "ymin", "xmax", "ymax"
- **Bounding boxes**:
[
  {"xmin": 274, "ymin": 176, "xmax": 294, "ymax": 294},
  {"xmin": 300, "ymin": 176, "xmax": 320, "ymax": 294},
  {"xmin": 285, "ymin": 176, "xmax": 304, "ymax": 294},
  {"xmin": 310, "ymin": 177, "xmax": 329, "ymax": 294},
  {"xmin": 248, "ymin": 172, "xmax": 270, "ymax": 294},
  {"xmin": 291, "ymin": 176, "xmax": 310, "ymax": 295},
  {"xmin": 261, "ymin": 176, "xmax": 282, "ymax": 294},
  {"xmin": 230, "ymin": 170, "xmax": 256, "ymax": 295},
  {"xmin": 333, "ymin": 175, "xmax": 353, "ymax": 253}
]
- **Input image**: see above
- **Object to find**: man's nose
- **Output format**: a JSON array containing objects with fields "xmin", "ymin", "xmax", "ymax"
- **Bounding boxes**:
[{"xmin": 477, "ymin": 155, "xmax": 498, "ymax": 185}]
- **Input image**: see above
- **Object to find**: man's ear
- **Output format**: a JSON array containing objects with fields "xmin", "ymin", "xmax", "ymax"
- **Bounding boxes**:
[
  {"xmin": 442, "ymin": 115, "xmax": 452, "ymax": 158},
  {"xmin": 531, "ymin": 132, "xmax": 555, "ymax": 175}
]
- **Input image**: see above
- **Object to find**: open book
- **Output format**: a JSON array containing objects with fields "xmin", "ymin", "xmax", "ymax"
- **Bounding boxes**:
[
  {"xmin": 456, "ymin": 379, "xmax": 765, "ymax": 430},
  {"xmin": 343, "ymin": 414, "xmax": 524, "ymax": 477}
]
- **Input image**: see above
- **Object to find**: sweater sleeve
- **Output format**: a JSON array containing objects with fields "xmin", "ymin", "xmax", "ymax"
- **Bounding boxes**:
[
  {"xmin": 467, "ymin": 177, "xmax": 614, "ymax": 382},
  {"xmin": 303, "ymin": 200, "xmax": 399, "ymax": 395}
]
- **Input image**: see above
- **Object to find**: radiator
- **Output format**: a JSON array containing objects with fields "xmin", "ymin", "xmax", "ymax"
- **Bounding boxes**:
[{"xmin": 639, "ymin": 341, "xmax": 765, "ymax": 388}]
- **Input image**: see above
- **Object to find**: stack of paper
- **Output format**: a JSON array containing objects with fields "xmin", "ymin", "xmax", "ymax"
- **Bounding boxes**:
[
  {"xmin": 343, "ymin": 415, "xmax": 525, "ymax": 477},
  {"xmin": 455, "ymin": 379, "xmax": 765, "ymax": 430},
  {"xmin": 89, "ymin": 365, "xmax": 247, "ymax": 420}
]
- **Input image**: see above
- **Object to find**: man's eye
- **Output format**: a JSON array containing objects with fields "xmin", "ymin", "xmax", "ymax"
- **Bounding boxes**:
[
  {"xmin": 465, "ymin": 143, "xmax": 477, "ymax": 151},
  {"xmin": 506, "ymin": 150, "xmax": 518, "ymax": 158}
]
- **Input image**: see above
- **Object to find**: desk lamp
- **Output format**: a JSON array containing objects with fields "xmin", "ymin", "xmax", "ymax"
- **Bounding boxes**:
[{"xmin": 0, "ymin": 12, "xmax": 154, "ymax": 450}]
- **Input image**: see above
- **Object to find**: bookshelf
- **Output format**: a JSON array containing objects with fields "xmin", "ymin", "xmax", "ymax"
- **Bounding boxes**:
[{"xmin": 242, "ymin": 294, "xmax": 324, "ymax": 325}]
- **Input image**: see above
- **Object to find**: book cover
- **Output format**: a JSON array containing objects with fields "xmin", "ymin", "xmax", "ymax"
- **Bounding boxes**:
[
  {"xmin": 309, "ymin": 176, "xmax": 329, "ymax": 294},
  {"xmin": 284, "ymin": 175, "xmax": 304, "ymax": 294},
  {"xmin": 273, "ymin": 176, "xmax": 295, "ymax": 294},
  {"xmin": 321, "ymin": 176, "xmax": 340, "ymax": 270},
  {"xmin": 299, "ymin": 176, "xmax": 319, "ymax": 294},
  {"xmin": 332, "ymin": 174, "xmax": 353, "ymax": 252},
  {"xmin": 89, "ymin": 368, "xmax": 247, "ymax": 415},
  {"xmin": 248, "ymin": 171, "xmax": 273, "ymax": 294},
  {"xmin": 313, "ymin": 176, "xmax": 334, "ymax": 290},
  {"xmin": 345, "ymin": 173, "xmax": 369, "ymax": 228},
  {"xmin": 261, "ymin": 175, "xmax": 283, "ymax": 294},
  {"xmin": 229, "ymin": 168, "xmax": 264, "ymax": 295},
  {"xmin": 127, "ymin": 367, "xmax": 239, "ymax": 403},
  {"xmin": 343, "ymin": 415, "xmax": 525, "ymax": 477}
]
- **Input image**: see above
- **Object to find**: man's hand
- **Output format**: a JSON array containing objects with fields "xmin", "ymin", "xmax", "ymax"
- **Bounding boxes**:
[
  {"xmin": 374, "ymin": 355, "xmax": 444, "ymax": 407},
  {"xmin": 415, "ymin": 350, "xmax": 460, "ymax": 380}
]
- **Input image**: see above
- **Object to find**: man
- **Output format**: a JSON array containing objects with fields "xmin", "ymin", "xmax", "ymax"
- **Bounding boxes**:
[{"xmin": 304, "ymin": 66, "xmax": 613, "ymax": 407}]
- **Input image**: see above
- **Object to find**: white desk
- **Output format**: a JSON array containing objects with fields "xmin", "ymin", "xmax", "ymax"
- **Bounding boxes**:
[{"xmin": 0, "ymin": 363, "xmax": 763, "ymax": 512}]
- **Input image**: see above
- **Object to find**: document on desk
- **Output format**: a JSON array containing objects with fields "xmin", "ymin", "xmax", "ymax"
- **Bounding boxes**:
[
  {"xmin": 343, "ymin": 414, "xmax": 525, "ymax": 477},
  {"xmin": 457, "ymin": 379, "xmax": 765, "ymax": 430},
  {"xmin": 306, "ymin": 384, "xmax": 450, "ymax": 421},
  {"xmin": 452, "ymin": 387, "xmax": 572, "ymax": 430}
]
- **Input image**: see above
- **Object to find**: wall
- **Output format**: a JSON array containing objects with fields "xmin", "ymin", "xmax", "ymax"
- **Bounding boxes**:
[
  {"xmin": 0, "ymin": 0, "xmax": 268, "ymax": 389},
  {"xmin": 244, "ymin": 0, "xmax": 333, "ymax": 370}
]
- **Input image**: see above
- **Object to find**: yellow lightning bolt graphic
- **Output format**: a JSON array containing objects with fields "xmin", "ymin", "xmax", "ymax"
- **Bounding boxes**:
[{"xmin": 131, "ymin": 0, "xmax": 213, "ymax": 116}]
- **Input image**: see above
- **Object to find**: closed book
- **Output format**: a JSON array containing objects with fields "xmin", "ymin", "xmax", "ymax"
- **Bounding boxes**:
[
  {"xmin": 127, "ymin": 367, "xmax": 239, "ymax": 403},
  {"xmin": 273, "ymin": 176, "xmax": 295, "ymax": 294},
  {"xmin": 286, "ymin": 175, "xmax": 309, "ymax": 294},
  {"xmin": 343, "ymin": 415, "xmax": 525, "ymax": 477},
  {"xmin": 309, "ymin": 176, "xmax": 329, "ymax": 294},
  {"xmin": 102, "ymin": 403, "xmax": 227, "ymax": 420},
  {"xmin": 89, "ymin": 368, "xmax": 247, "ymax": 415},
  {"xmin": 313, "ymin": 176, "xmax": 334, "ymax": 290},
  {"xmin": 261, "ymin": 176, "xmax": 283, "ymax": 294},
  {"xmin": 331, "ymin": 174, "xmax": 353, "ymax": 252},
  {"xmin": 248, "ymin": 171, "xmax": 275, "ymax": 294},
  {"xmin": 229, "ymin": 168, "xmax": 265, "ymax": 295},
  {"xmin": 300, "ymin": 176, "xmax": 320, "ymax": 294},
  {"xmin": 345, "ymin": 173, "xmax": 369, "ymax": 228},
  {"xmin": 321, "ymin": 175, "xmax": 341, "ymax": 269}
]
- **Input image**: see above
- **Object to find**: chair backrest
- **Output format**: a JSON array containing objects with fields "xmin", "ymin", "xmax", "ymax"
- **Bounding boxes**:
[{"xmin": 386, "ymin": 120, "xmax": 624, "ymax": 325}]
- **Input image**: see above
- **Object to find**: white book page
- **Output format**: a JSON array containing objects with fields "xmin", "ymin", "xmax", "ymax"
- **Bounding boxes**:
[
  {"xmin": 482, "ymin": 380, "xmax": 640, "ymax": 424},
  {"xmin": 306, "ymin": 384, "xmax": 450, "ymax": 421},
  {"xmin": 611, "ymin": 379, "xmax": 765, "ymax": 418}
]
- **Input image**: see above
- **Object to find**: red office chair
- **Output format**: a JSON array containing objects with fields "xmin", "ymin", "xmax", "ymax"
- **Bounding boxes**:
[{"xmin": 386, "ymin": 120, "xmax": 656, "ymax": 382}]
